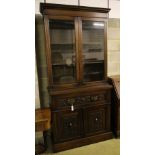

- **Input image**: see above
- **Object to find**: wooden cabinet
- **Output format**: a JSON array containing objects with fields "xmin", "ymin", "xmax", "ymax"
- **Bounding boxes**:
[{"xmin": 40, "ymin": 3, "xmax": 112, "ymax": 152}]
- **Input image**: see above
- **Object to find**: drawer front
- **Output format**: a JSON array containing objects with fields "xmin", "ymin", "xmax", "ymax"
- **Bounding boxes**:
[
  {"xmin": 53, "ymin": 90, "xmax": 111, "ymax": 109},
  {"xmin": 84, "ymin": 104, "xmax": 111, "ymax": 136},
  {"xmin": 53, "ymin": 109, "xmax": 83, "ymax": 143}
]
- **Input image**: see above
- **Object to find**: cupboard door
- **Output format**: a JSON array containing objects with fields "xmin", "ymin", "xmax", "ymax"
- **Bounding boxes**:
[
  {"xmin": 53, "ymin": 109, "xmax": 83, "ymax": 142},
  {"xmin": 84, "ymin": 105, "xmax": 111, "ymax": 136},
  {"xmin": 80, "ymin": 19, "xmax": 106, "ymax": 82},
  {"xmin": 49, "ymin": 19, "xmax": 78, "ymax": 84}
]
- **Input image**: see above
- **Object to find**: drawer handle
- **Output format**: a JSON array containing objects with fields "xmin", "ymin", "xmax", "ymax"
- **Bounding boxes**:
[
  {"xmin": 69, "ymin": 122, "xmax": 72, "ymax": 127},
  {"xmin": 95, "ymin": 117, "xmax": 98, "ymax": 121},
  {"xmin": 71, "ymin": 104, "xmax": 74, "ymax": 111}
]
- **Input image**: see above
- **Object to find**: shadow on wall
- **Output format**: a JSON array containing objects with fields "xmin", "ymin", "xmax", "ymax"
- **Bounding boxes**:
[{"xmin": 35, "ymin": 14, "xmax": 51, "ymax": 108}]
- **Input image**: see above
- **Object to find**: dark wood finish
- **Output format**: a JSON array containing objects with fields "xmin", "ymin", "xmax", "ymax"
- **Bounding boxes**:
[
  {"xmin": 108, "ymin": 75, "xmax": 120, "ymax": 137},
  {"xmin": 52, "ymin": 91, "xmax": 111, "ymax": 110},
  {"xmin": 40, "ymin": 3, "xmax": 111, "ymax": 14},
  {"xmin": 40, "ymin": 3, "xmax": 112, "ymax": 152},
  {"xmin": 49, "ymin": 83, "xmax": 112, "ymax": 96},
  {"xmin": 42, "ymin": 4, "xmax": 110, "ymax": 88},
  {"xmin": 53, "ymin": 109, "xmax": 83, "ymax": 143},
  {"xmin": 84, "ymin": 104, "xmax": 111, "ymax": 136},
  {"xmin": 44, "ymin": 9, "xmax": 108, "ymax": 18},
  {"xmin": 75, "ymin": 17, "xmax": 80, "ymax": 81},
  {"xmin": 53, "ymin": 132, "xmax": 113, "ymax": 152},
  {"xmin": 77, "ymin": 17, "xmax": 83, "ymax": 81},
  {"xmin": 43, "ymin": 15, "xmax": 53, "ymax": 85}
]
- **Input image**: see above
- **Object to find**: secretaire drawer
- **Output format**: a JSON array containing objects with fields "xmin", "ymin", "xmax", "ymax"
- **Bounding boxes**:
[{"xmin": 52, "ymin": 90, "xmax": 111, "ymax": 109}]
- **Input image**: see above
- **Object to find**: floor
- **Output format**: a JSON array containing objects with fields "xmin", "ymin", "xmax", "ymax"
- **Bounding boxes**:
[{"xmin": 41, "ymin": 139, "xmax": 120, "ymax": 155}]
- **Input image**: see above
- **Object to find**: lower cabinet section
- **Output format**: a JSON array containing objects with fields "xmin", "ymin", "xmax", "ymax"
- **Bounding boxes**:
[
  {"xmin": 53, "ymin": 132, "xmax": 113, "ymax": 152},
  {"xmin": 52, "ymin": 104, "xmax": 112, "ymax": 152},
  {"xmin": 49, "ymin": 86, "xmax": 113, "ymax": 152}
]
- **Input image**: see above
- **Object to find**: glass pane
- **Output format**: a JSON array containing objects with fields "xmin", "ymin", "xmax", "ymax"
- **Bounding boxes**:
[
  {"xmin": 49, "ymin": 19, "xmax": 76, "ymax": 84},
  {"xmin": 82, "ymin": 21, "xmax": 105, "ymax": 82}
]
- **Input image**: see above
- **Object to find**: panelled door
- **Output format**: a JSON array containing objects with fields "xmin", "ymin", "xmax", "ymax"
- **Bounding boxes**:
[
  {"xmin": 83, "ymin": 104, "xmax": 111, "ymax": 136},
  {"xmin": 53, "ymin": 109, "xmax": 83, "ymax": 143}
]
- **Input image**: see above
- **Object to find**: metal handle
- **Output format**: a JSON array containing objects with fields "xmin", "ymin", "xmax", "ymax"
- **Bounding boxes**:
[
  {"xmin": 95, "ymin": 117, "xmax": 98, "ymax": 121},
  {"xmin": 69, "ymin": 122, "xmax": 72, "ymax": 127},
  {"xmin": 71, "ymin": 104, "xmax": 74, "ymax": 111}
]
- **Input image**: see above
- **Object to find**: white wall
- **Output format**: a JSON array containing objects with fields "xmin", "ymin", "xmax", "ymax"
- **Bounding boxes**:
[
  {"xmin": 46, "ymin": 0, "xmax": 78, "ymax": 5},
  {"xmin": 35, "ymin": 0, "xmax": 44, "ymax": 14},
  {"xmin": 109, "ymin": 0, "xmax": 120, "ymax": 18},
  {"xmin": 80, "ymin": 0, "xmax": 108, "ymax": 8}
]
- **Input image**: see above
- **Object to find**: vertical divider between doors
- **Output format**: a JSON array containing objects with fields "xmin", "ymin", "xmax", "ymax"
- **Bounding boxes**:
[
  {"xmin": 75, "ymin": 18, "xmax": 80, "ymax": 82},
  {"xmin": 77, "ymin": 17, "xmax": 84, "ymax": 82}
]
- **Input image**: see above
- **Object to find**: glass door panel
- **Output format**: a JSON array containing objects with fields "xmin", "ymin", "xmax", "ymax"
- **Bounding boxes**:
[
  {"xmin": 49, "ymin": 19, "xmax": 76, "ymax": 84},
  {"xmin": 82, "ymin": 20, "xmax": 105, "ymax": 82}
]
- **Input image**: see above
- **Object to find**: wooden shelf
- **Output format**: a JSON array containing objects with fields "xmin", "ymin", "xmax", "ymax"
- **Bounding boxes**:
[
  {"xmin": 53, "ymin": 63, "xmax": 75, "ymax": 66},
  {"xmin": 84, "ymin": 60, "xmax": 104, "ymax": 64},
  {"xmin": 84, "ymin": 72, "xmax": 102, "ymax": 75}
]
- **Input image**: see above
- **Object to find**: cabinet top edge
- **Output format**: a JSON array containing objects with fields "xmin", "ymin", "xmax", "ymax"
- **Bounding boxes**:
[
  {"xmin": 40, "ymin": 3, "xmax": 111, "ymax": 14},
  {"xmin": 48, "ymin": 83, "xmax": 113, "ymax": 96}
]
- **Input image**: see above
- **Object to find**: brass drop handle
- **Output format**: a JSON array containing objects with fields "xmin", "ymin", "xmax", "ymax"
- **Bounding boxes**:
[
  {"xmin": 66, "ymin": 98, "xmax": 75, "ymax": 111},
  {"xmin": 71, "ymin": 104, "xmax": 74, "ymax": 111},
  {"xmin": 69, "ymin": 122, "xmax": 72, "ymax": 127}
]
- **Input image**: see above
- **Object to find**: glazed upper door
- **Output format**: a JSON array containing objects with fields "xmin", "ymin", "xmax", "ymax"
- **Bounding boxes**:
[
  {"xmin": 48, "ymin": 17, "xmax": 79, "ymax": 85},
  {"xmin": 79, "ymin": 18, "xmax": 106, "ymax": 82},
  {"xmin": 44, "ymin": 16, "xmax": 107, "ymax": 86}
]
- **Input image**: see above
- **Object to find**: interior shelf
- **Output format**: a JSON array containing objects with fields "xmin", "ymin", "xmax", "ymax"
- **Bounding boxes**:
[
  {"xmin": 52, "ymin": 63, "xmax": 75, "ymax": 66},
  {"xmin": 84, "ymin": 60, "xmax": 104, "ymax": 64},
  {"xmin": 84, "ymin": 72, "xmax": 102, "ymax": 75}
]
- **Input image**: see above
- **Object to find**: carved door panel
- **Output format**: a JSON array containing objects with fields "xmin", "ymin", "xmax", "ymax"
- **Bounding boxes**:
[
  {"xmin": 53, "ymin": 109, "xmax": 83, "ymax": 143},
  {"xmin": 84, "ymin": 104, "xmax": 111, "ymax": 136}
]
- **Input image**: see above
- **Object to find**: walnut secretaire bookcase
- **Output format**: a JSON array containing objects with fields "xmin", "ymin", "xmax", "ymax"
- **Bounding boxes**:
[{"xmin": 40, "ymin": 3, "xmax": 112, "ymax": 152}]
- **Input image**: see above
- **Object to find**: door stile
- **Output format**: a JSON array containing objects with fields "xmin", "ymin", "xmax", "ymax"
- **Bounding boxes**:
[
  {"xmin": 44, "ymin": 15, "xmax": 53, "ymax": 86},
  {"xmin": 77, "ymin": 17, "xmax": 84, "ymax": 82},
  {"xmin": 75, "ymin": 17, "xmax": 80, "ymax": 82}
]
